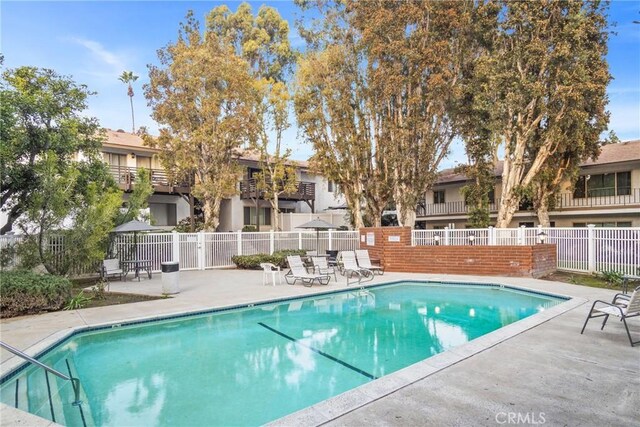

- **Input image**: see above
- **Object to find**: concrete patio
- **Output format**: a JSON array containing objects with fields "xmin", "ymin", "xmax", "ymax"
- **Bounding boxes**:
[{"xmin": 1, "ymin": 269, "xmax": 638, "ymax": 426}]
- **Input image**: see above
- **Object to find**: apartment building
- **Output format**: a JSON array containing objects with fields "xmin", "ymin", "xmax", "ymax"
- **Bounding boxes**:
[
  {"xmin": 103, "ymin": 129, "xmax": 345, "ymax": 231},
  {"xmin": 417, "ymin": 140, "xmax": 640, "ymax": 229}
]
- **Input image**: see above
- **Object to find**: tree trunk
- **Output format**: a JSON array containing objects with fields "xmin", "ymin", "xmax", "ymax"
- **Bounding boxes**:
[
  {"xmin": 272, "ymin": 192, "xmax": 280, "ymax": 231},
  {"xmin": 495, "ymin": 195, "xmax": 519, "ymax": 228},
  {"xmin": 129, "ymin": 93, "xmax": 135, "ymax": 133},
  {"xmin": 535, "ymin": 191, "xmax": 551, "ymax": 227},
  {"xmin": 202, "ymin": 196, "xmax": 221, "ymax": 231},
  {"xmin": 0, "ymin": 206, "xmax": 20, "ymax": 235}
]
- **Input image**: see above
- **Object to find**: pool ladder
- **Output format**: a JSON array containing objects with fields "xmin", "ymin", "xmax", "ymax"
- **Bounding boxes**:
[{"xmin": 0, "ymin": 341, "xmax": 82, "ymax": 406}]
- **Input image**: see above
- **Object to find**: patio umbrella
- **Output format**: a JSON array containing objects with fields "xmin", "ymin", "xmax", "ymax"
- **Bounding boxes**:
[
  {"xmin": 112, "ymin": 220, "xmax": 162, "ymax": 259},
  {"xmin": 296, "ymin": 218, "xmax": 338, "ymax": 253}
]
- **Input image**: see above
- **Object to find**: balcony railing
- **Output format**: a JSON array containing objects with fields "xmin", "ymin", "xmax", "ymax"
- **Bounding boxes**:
[
  {"xmin": 109, "ymin": 166, "xmax": 191, "ymax": 192},
  {"xmin": 416, "ymin": 188, "xmax": 640, "ymax": 217},
  {"xmin": 240, "ymin": 178, "xmax": 315, "ymax": 201}
]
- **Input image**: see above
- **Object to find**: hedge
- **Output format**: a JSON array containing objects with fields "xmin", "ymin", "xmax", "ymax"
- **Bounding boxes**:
[
  {"xmin": 232, "ymin": 249, "xmax": 307, "ymax": 269},
  {"xmin": 0, "ymin": 271, "xmax": 72, "ymax": 318}
]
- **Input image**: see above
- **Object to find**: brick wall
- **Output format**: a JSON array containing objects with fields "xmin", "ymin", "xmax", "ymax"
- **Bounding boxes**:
[{"xmin": 359, "ymin": 227, "xmax": 556, "ymax": 278}]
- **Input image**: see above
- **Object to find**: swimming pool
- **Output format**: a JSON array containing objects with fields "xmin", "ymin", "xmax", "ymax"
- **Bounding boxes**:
[{"xmin": 0, "ymin": 281, "xmax": 565, "ymax": 426}]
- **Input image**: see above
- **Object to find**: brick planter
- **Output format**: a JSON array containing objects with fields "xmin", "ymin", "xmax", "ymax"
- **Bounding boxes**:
[{"xmin": 359, "ymin": 227, "xmax": 556, "ymax": 278}]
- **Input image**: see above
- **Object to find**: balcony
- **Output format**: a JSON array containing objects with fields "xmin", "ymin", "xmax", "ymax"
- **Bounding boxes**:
[
  {"xmin": 416, "ymin": 188, "xmax": 640, "ymax": 217},
  {"xmin": 109, "ymin": 166, "xmax": 191, "ymax": 194},
  {"xmin": 240, "ymin": 178, "xmax": 315, "ymax": 202}
]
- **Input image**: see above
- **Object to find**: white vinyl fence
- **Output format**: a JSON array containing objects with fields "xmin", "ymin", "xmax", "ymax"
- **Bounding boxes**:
[
  {"xmin": 111, "ymin": 230, "xmax": 361, "ymax": 273},
  {"xmin": 412, "ymin": 226, "xmax": 640, "ymax": 275},
  {"xmin": 3, "ymin": 227, "xmax": 638, "ymax": 276}
]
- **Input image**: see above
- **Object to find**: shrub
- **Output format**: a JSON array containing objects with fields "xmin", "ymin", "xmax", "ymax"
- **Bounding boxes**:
[
  {"xmin": 232, "ymin": 249, "xmax": 306, "ymax": 269},
  {"xmin": 0, "ymin": 271, "xmax": 72, "ymax": 318},
  {"xmin": 242, "ymin": 225, "xmax": 258, "ymax": 232}
]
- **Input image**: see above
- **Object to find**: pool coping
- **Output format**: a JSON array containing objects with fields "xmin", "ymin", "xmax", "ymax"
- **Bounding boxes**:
[{"xmin": 0, "ymin": 278, "xmax": 586, "ymax": 425}]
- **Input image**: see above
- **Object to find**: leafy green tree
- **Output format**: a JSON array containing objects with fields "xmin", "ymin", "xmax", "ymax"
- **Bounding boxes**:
[
  {"xmin": 118, "ymin": 71, "xmax": 139, "ymax": 133},
  {"xmin": 1, "ymin": 66, "xmax": 108, "ymax": 235},
  {"xmin": 144, "ymin": 12, "xmax": 259, "ymax": 231},
  {"xmin": 115, "ymin": 167, "xmax": 154, "ymax": 225},
  {"xmin": 16, "ymin": 152, "xmax": 121, "ymax": 275},
  {"xmin": 481, "ymin": 1, "xmax": 612, "ymax": 227},
  {"xmin": 206, "ymin": 3, "xmax": 298, "ymax": 230}
]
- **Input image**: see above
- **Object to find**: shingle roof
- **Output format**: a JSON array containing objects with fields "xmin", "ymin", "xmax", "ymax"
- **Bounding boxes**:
[{"xmin": 435, "ymin": 140, "xmax": 640, "ymax": 184}]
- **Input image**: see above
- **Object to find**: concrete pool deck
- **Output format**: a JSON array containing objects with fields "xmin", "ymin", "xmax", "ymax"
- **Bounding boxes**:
[{"xmin": 0, "ymin": 270, "xmax": 638, "ymax": 426}]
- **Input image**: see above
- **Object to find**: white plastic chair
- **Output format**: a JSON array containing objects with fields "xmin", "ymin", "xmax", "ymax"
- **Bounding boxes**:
[
  {"xmin": 260, "ymin": 263, "xmax": 281, "ymax": 286},
  {"xmin": 581, "ymin": 287, "xmax": 640, "ymax": 347}
]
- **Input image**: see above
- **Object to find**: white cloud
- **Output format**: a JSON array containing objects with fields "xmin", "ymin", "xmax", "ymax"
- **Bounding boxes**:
[{"xmin": 65, "ymin": 36, "xmax": 132, "ymax": 77}]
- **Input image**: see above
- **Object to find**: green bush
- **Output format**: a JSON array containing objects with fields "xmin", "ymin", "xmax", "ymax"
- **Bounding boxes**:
[
  {"xmin": 242, "ymin": 225, "xmax": 258, "ymax": 232},
  {"xmin": 232, "ymin": 249, "xmax": 306, "ymax": 269},
  {"xmin": 0, "ymin": 271, "xmax": 72, "ymax": 318}
]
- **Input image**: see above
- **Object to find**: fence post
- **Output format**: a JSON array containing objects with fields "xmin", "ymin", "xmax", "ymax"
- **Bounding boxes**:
[
  {"xmin": 197, "ymin": 232, "xmax": 205, "ymax": 270},
  {"xmin": 298, "ymin": 231, "xmax": 303, "ymax": 250},
  {"xmin": 488, "ymin": 226, "xmax": 495, "ymax": 245},
  {"xmin": 269, "ymin": 229, "xmax": 275, "ymax": 255},
  {"xmin": 518, "ymin": 226, "xmax": 526, "ymax": 245},
  {"xmin": 444, "ymin": 227, "xmax": 450, "ymax": 245},
  {"xmin": 172, "ymin": 231, "xmax": 179, "ymax": 263},
  {"xmin": 411, "ymin": 229, "xmax": 415, "ymax": 246},
  {"xmin": 328, "ymin": 229, "xmax": 333, "ymax": 251},
  {"xmin": 237, "ymin": 230, "xmax": 242, "ymax": 256},
  {"xmin": 587, "ymin": 224, "xmax": 596, "ymax": 273}
]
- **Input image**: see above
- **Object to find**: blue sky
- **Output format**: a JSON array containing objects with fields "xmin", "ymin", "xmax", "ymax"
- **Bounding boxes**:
[{"xmin": 2, "ymin": 1, "xmax": 639, "ymax": 168}]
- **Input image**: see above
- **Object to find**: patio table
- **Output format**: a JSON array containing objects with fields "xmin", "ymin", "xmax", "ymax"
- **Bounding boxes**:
[{"xmin": 122, "ymin": 259, "xmax": 152, "ymax": 282}]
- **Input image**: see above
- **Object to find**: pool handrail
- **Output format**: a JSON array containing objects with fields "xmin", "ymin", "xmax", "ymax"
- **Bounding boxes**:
[{"xmin": 0, "ymin": 340, "xmax": 82, "ymax": 406}]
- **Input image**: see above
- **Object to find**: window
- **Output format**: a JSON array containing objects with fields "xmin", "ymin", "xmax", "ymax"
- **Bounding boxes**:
[
  {"xmin": 519, "ymin": 222, "xmax": 535, "ymax": 228},
  {"xmin": 243, "ymin": 207, "xmax": 272, "ymax": 226},
  {"xmin": 617, "ymin": 172, "xmax": 631, "ymax": 196},
  {"xmin": 103, "ymin": 152, "xmax": 127, "ymax": 168},
  {"xmin": 414, "ymin": 221, "xmax": 426, "ymax": 230},
  {"xmin": 573, "ymin": 222, "xmax": 631, "ymax": 228},
  {"xmin": 573, "ymin": 172, "xmax": 631, "ymax": 198},
  {"xmin": 328, "ymin": 181, "xmax": 335, "ymax": 192},
  {"xmin": 588, "ymin": 173, "xmax": 615, "ymax": 197},
  {"xmin": 136, "ymin": 156, "xmax": 151, "ymax": 169},
  {"xmin": 433, "ymin": 190, "xmax": 445, "ymax": 204},
  {"xmin": 488, "ymin": 188, "xmax": 495, "ymax": 204}
]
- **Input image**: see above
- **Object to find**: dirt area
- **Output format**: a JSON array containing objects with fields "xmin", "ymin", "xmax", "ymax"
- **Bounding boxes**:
[
  {"xmin": 71, "ymin": 278, "xmax": 165, "ymax": 309},
  {"xmin": 541, "ymin": 270, "xmax": 621, "ymax": 290}
]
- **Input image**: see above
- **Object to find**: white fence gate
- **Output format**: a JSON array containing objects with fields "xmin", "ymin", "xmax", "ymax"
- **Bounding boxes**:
[{"xmin": 412, "ymin": 226, "xmax": 640, "ymax": 275}]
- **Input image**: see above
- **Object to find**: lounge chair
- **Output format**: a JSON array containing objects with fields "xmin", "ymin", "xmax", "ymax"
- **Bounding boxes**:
[
  {"xmin": 355, "ymin": 250, "xmax": 384, "ymax": 275},
  {"xmin": 341, "ymin": 251, "xmax": 374, "ymax": 285},
  {"xmin": 284, "ymin": 255, "xmax": 330, "ymax": 287},
  {"xmin": 580, "ymin": 287, "xmax": 640, "ymax": 347},
  {"xmin": 311, "ymin": 256, "xmax": 337, "ymax": 281},
  {"xmin": 260, "ymin": 263, "xmax": 281, "ymax": 286},
  {"xmin": 101, "ymin": 259, "xmax": 123, "ymax": 282},
  {"xmin": 325, "ymin": 250, "xmax": 339, "ymax": 267}
]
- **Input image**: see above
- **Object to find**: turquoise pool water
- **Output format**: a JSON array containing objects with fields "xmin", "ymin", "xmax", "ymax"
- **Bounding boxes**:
[{"xmin": 0, "ymin": 282, "xmax": 563, "ymax": 426}]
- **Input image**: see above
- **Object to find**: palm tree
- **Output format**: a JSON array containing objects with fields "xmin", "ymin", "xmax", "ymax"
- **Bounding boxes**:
[{"xmin": 119, "ymin": 71, "xmax": 139, "ymax": 133}]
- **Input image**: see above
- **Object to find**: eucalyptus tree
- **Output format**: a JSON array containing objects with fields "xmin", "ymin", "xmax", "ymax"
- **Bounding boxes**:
[
  {"xmin": 118, "ymin": 71, "xmax": 139, "ymax": 133},
  {"xmin": 144, "ymin": 12, "xmax": 259, "ymax": 231},
  {"xmin": 485, "ymin": 1, "xmax": 611, "ymax": 227},
  {"xmin": 294, "ymin": 1, "xmax": 392, "ymax": 228},
  {"xmin": 349, "ymin": 0, "xmax": 471, "ymax": 228},
  {"xmin": 206, "ymin": 3, "xmax": 298, "ymax": 230}
]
